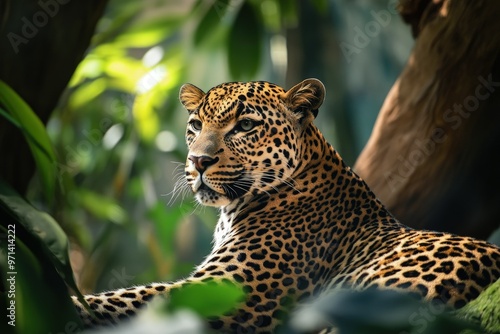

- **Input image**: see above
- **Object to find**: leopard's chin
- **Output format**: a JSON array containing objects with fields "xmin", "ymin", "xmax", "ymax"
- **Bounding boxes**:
[{"xmin": 195, "ymin": 184, "xmax": 231, "ymax": 207}]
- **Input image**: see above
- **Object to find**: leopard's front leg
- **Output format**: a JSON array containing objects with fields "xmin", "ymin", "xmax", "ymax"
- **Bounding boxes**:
[{"xmin": 72, "ymin": 282, "xmax": 178, "ymax": 328}]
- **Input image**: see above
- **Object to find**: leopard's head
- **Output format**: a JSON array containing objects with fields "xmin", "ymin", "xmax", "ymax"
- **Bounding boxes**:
[{"xmin": 179, "ymin": 79, "xmax": 325, "ymax": 207}]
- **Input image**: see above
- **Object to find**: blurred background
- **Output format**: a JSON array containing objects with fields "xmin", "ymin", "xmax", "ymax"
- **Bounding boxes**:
[{"xmin": 3, "ymin": 0, "xmax": 414, "ymax": 294}]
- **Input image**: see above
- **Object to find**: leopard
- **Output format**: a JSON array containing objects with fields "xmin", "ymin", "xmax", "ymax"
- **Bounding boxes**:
[{"xmin": 73, "ymin": 79, "xmax": 500, "ymax": 333}]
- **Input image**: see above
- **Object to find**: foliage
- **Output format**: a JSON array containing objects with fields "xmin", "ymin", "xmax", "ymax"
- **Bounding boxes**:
[
  {"xmin": 167, "ymin": 281, "xmax": 245, "ymax": 318},
  {"xmin": 0, "ymin": 182, "xmax": 82, "ymax": 299},
  {"xmin": 284, "ymin": 288, "xmax": 480, "ymax": 334},
  {"xmin": 227, "ymin": 2, "xmax": 264, "ymax": 80},
  {"xmin": 0, "ymin": 81, "xmax": 57, "ymax": 201},
  {"xmin": 457, "ymin": 278, "xmax": 500, "ymax": 333},
  {"xmin": 0, "ymin": 183, "xmax": 83, "ymax": 333}
]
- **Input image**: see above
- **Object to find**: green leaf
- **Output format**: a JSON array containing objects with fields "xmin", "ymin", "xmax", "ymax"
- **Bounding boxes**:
[
  {"xmin": 68, "ymin": 78, "xmax": 107, "ymax": 110},
  {"xmin": 0, "ymin": 226, "xmax": 83, "ymax": 333},
  {"xmin": 114, "ymin": 16, "xmax": 183, "ymax": 48},
  {"xmin": 168, "ymin": 281, "xmax": 245, "ymax": 318},
  {"xmin": 133, "ymin": 88, "xmax": 161, "ymax": 143},
  {"xmin": 227, "ymin": 2, "xmax": 263, "ymax": 80},
  {"xmin": 77, "ymin": 189, "xmax": 127, "ymax": 224},
  {"xmin": 0, "ymin": 181, "xmax": 85, "ymax": 307},
  {"xmin": 0, "ymin": 81, "xmax": 57, "ymax": 200},
  {"xmin": 259, "ymin": 0, "xmax": 281, "ymax": 31},
  {"xmin": 194, "ymin": 0, "xmax": 237, "ymax": 47}
]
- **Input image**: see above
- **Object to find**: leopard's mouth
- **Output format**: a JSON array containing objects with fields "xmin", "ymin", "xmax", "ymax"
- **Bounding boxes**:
[
  {"xmin": 195, "ymin": 181, "xmax": 226, "ymax": 198},
  {"xmin": 193, "ymin": 181, "xmax": 231, "ymax": 207},
  {"xmin": 195, "ymin": 181, "xmax": 248, "ymax": 203},
  {"xmin": 198, "ymin": 183, "xmax": 209, "ymax": 191},
  {"xmin": 198, "ymin": 183, "xmax": 215, "ymax": 193},
  {"xmin": 192, "ymin": 174, "xmax": 251, "ymax": 204}
]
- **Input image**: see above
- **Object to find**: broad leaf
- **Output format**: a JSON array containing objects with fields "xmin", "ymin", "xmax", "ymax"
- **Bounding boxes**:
[
  {"xmin": 0, "ymin": 81, "xmax": 57, "ymax": 200},
  {"xmin": 0, "ymin": 227, "xmax": 83, "ymax": 333},
  {"xmin": 228, "ymin": 3, "xmax": 263, "ymax": 80},
  {"xmin": 0, "ymin": 182, "xmax": 86, "ymax": 307},
  {"xmin": 168, "ymin": 281, "xmax": 245, "ymax": 318},
  {"xmin": 194, "ymin": 1, "xmax": 232, "ymax": 46}
]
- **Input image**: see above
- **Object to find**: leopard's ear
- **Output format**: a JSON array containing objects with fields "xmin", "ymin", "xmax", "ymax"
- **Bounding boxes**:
[
  {"xmin": 179, "ymin": 83, "xmax": 205, "ymax": 113},
  {"xmin": 283, "ymin": 78, "xmax": 325, "ymax": 121}
]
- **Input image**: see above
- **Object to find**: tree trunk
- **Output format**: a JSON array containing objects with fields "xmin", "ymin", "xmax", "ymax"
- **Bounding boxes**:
[
  {"xmin": 0, "ymin": 0, "xmax": 108, "ymax": 195},
  {"xmin": 355, "ymin": 0, "xmax": 500, "ymax": 240}
]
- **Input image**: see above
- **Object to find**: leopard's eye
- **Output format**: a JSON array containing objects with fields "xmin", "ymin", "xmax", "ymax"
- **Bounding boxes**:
[
  {"xmin": 190, "ymin": 119, "xmax": 202, "ymax": 131},
  {"xmin": 239, "ymin": 119, "xmax": 254, "ymax": 131}
]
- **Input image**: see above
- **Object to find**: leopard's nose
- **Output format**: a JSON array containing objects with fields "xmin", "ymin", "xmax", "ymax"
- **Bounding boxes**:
[{"xmin": 188, "ymin": 155, "xmax": 218, "ymax": 173}]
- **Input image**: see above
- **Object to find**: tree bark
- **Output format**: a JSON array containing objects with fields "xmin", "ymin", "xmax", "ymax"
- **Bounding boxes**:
[
  {"xmin": 0, "ymin": 0, "xmax": 108, "ymax": 195},
  {"xmin": 355, "ymin": 0, "xmax": 500, "ymax": 239}
]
